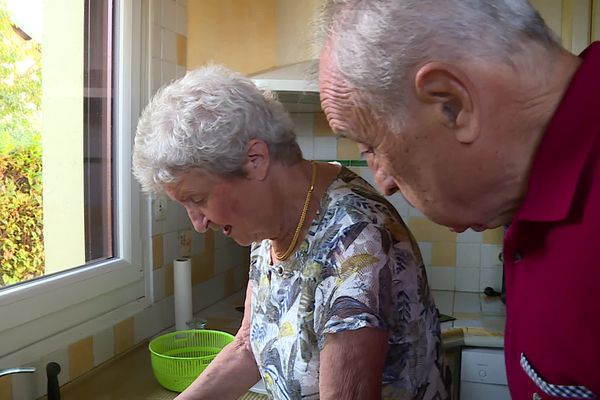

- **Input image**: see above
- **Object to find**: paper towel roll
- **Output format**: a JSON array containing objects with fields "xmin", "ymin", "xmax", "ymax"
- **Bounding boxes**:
[{"xmin": 174, "ymin": 257, "xmax": 193, "ymax": 331}]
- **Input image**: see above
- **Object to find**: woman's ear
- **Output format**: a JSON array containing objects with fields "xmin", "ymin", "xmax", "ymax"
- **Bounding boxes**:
[
  {"xmin": 244, "ymin": 139, "xmax": 270, "ymax": 180},
  {"xmin": 414, "ymin": 62, "xmax": 480, "ymax": 144}
]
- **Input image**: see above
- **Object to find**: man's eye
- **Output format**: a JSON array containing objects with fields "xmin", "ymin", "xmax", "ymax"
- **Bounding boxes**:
[{"xmin": 358, "ymin": 145, "xmax": 375, "ymax": 159}]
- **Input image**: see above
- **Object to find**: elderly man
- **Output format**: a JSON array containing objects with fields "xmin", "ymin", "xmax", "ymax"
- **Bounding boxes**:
[{"xmin": 318, "ymin": 0, "xmax": 600, "ymax": 399}]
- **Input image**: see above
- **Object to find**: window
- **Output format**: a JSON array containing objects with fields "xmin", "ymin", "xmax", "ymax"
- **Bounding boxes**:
[{"xmin": 0, "ymin": 0, "xmax": 144, "ymax": 357}]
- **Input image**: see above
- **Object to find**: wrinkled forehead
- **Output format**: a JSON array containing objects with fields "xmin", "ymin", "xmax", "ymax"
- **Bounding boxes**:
[{"xmin": 319, "ymin": 53, "xmax": 360, "ymax": 141}]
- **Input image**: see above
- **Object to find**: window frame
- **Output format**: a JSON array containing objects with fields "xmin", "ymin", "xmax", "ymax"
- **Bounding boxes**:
[{"xmin": 0, "ymin": 0, "xmax": 146, "ymax": 357}]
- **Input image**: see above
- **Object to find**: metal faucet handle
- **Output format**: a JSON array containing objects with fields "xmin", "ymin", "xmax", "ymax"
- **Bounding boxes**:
[{"xmin": 0, "ymin": 367, "xmax": 36, "ymax": 378}]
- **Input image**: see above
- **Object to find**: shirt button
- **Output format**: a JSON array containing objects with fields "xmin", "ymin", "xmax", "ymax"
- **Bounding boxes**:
[
  {"xmin": 275, "ymin": 265, "xmax": 284, "ymax": 276},
  {"xmin": 513, "ymin": 251, "xmax": 523, "ymax": 263},
  {"xmin": 533, "ymin": 393, "xmax": 542, "ymax": 400}
]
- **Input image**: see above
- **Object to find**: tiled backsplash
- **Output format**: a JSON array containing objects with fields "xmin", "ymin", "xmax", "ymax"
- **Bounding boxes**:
[{"xmin": 290, "ymin": 111, "xmax": 505, "ymax": 294}]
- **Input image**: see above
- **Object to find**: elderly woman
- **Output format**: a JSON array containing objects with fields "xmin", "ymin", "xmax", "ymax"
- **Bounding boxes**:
[{"xmin": 133, "ymin": 65, "xmax": 447, "ymax": 400}]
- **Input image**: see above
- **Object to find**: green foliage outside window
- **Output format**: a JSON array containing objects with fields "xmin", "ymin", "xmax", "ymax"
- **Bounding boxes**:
[{"xmin": 0, "ymin": 1, "xmax": 44, "ymax": 286}]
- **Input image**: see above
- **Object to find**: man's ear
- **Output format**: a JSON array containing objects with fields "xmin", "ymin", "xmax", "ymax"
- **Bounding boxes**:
[
  {"xmin": 244, "ymin": 139, "xmax": 270, "ymax": 180},
  {"xmin": 414, "ymin": 62, "xmax": 479, "ymax": 144}
]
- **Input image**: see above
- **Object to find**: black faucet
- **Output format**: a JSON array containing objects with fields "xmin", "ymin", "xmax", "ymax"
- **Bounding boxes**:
[{"xmin": 46, "ymin": 362, "xmax": 61, "ymax": 400}]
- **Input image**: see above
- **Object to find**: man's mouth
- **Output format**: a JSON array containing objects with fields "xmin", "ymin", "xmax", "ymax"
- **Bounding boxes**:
[{"xmin": 222, "ymin": 225, "xmax": 232, "ymax": 236}]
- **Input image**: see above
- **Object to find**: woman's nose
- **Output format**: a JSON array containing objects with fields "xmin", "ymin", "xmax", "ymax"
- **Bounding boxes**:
[{"xmin": 186, "ymin": 207, "xmax": 208, "ymax": 233}]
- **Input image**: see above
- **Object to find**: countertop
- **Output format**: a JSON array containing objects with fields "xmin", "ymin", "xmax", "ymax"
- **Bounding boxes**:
[{"xmin": 57, "ymin": 289, "xmax": 505, "ymax": 399}]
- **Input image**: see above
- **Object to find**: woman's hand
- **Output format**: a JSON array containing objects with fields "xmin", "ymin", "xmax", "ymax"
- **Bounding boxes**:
[
  {"xmin": 175, "ymin": 282, "xmax": 260, "ymax": 400},
  {"xmin": 319, "ymin": 327, "xmax": 389, "ymax": 400}
]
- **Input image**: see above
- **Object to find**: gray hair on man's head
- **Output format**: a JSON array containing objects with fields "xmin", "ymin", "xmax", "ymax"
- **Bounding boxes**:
[
  {"xmin": 133, "ymin": 64, "xmax": 301, "ymax": 194},
  {"xmin": 319, "ymin": 0, "xmax": 561, "ymax": 131}
]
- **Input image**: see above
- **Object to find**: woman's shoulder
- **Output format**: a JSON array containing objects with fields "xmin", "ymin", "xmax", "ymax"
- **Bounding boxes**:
[{"xmin": 323, "ymin": 166, "xmax": 401, "ymax": 223}]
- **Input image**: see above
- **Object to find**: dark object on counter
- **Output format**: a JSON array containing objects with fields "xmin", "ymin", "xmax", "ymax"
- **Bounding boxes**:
[
  {"xmin": 484, "ymin": 286, "xmax": 502, "ymax": 297},
  {"xmin": 46, "ymin": 362, "xmax": 61, "ymax": 400},
  {"xmin": 436, "ymin": 308, "xmax": 456, "ymax": 323}
]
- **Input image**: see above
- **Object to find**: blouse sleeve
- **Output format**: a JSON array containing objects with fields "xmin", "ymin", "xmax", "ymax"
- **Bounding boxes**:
[{"xmin": 314, "ymin": 222, "xmax": 393, "ymax": 350}]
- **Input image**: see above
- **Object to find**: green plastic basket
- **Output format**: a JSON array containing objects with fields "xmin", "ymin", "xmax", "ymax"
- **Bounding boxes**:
[{"xmin": 149, "ymin": 329, "xmax": 235, "ymax": 392}]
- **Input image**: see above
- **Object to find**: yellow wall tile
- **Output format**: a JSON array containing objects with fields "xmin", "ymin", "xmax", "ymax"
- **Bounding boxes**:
[
  {"xmin": 204, "ymin": 230, "xmax": 215, "ymax": 252},
  {"xmin": 152, "ymin": 235, "xmax": 163, "ymax": 270},
  {"xmin": 191, "ymin": 252, "xmax": 215, "ymax": 285},
  {"xmin": 164, "ymin": 263, "xmax": 174, "ymax": 297},
  {"xmin": 408, "ymin": 217, "xmax": 434, "ymax": 241},
  {"xmin": 430, "ymin": 224, "xmax": 457, "ymax": 242},
  {"xmin": 187, "ymin": 0, "xmax": 276, "ymax": 74},
  {"xmin": 224, "ymin": 268, "xmax": 236, "ymax": 296},
  {"xmin": 0, "ymin": 375, "xmax": 11, "ymax": 400},
  {"xmin": 113, "ymin": 317, "xmax": 135, "ymax": 355},
  {"xmin": 431, "ymin": 242, "xmax": 457, "ymax": 266},
  {"xmin": 409, "ymin": 217, "xmax": 457, "ymax": 242},
  {"xmin": 313, "ymin": 113, "xmax": 334, "ymax": 136},
  {"xmin": 337, "ymin": 138, "xmax": 360, "ymax": 160},
  {"xmin": 482, "ymin": 227, "xmax": 504, "ymax": 244},
  {"xmin": 176, "ymin": 34, "xmax": 187, "ymax": 67},
  {"xmin": 69, "ymin": 336, "xmax": 94, "ymax": 380}
]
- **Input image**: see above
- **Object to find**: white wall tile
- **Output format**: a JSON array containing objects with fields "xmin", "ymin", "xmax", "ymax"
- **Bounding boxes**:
[
  {"xmin": 457, "ymin": 229, "xmax": 483, "ymax": 243},
  {"xmin": 161, "ymin": 28, "xmax": 177, "ymax": 62},
  {"xmin": 480, "ymin": 266, "xmax": 503, "ymax": 292},
  {"xmin": 418, "ymin": 241, "xmax": 432, "ymax": 267},
  {"xmin": 153, "ymin": 267, "xmax": 166, "ymax": 301},
  {"xmin": 408, "ymin": 206, "xmax": 423, "ymax": 217},
  {"xmin": 176, "ymin": 65, "xmax": 186, "ymax": 79},
  {"xmin": 431, "ymin": 290, "xmax": 454, "ymax": 315},
  {"xmin": 456, "ymin": 243, "xmax": 481, "ymax": 268},
  {"xmin": 36, "ymin": 348, "xmax": 70, "ymax": 399},
  {"xmin": 176, "ymin": 4, "xmax": 187, "ymax": 36},
  {"xmin": 388, "ymin": 193, "xmax": 410, "ymax": 219},
  {"xmin": 161, "ymin": 0, "xmax": 177, "ymax": 32},
  {"xmin": 313, "ymin": 137, "xmax": 337, "ymax": 160},
  {"xmin": 150, "ymin": 58, "xmax": 162, "ymax": 96},
  {"xmin": 297, "ymin": 136, "xmax": 314, "ymax": 159},
  {"xmin": 92, "ymin": 327, "xmax": 114, "ymax": 367},
  {"xmin": 481, "ymin": 244, "xmax": 503, "ymax": 267},
  {"xmin": 160, "ymin": 60, "xmax": 176, "ymax": 86},
  {"xmin": 290, "ymin": 113, "xmax": 314, "ymax": 137},
  {"xmin": 455, "ymin": 267, "xmax": 480, "ymax": 292},
  {"xmin": 358, "ymin": 167, "xmax": 375, "ymax": 187},
  {"xmin": 11, "ymin": 368, "xmax": 39, "ymax": 400},
  {"xmin": 426, "ymin": 266, "xmax": 455, "ymax": 291}
]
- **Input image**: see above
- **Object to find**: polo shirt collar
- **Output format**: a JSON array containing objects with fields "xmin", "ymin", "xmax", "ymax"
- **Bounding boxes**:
[{"xmin": 514, "ymin": 42, "xmax": 600, "ymax": 222}]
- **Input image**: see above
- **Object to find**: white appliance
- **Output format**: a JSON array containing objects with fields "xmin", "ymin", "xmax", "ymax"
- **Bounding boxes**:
[
  {"xmin": 460, "ymin": 348, "xmax": 511, "ymax": 400},
  {"xmin": 250, "ymin": 60, "xmax": 322, "ymax": 113}
]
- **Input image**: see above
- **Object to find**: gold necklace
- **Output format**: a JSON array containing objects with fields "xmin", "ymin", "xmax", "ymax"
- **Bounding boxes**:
[{"xmin": 274, "ymin": 161, "xmax": 317, "ymax": 262}]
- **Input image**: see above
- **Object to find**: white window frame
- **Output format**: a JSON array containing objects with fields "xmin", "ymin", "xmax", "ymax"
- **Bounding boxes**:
[{"xmin": 0, "ymin": 0, "xmax": 147, "ymax": 358}]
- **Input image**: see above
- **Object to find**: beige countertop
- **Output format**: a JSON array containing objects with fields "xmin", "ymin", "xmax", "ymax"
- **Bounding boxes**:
[{"xmin": 57, "ymin": 289, "xmax": 505, "ymax": 399}]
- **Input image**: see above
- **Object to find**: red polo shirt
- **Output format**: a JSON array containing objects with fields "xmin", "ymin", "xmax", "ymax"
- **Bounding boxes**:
[{"xmin": 503, "ymin": 42, "xmax": 600, "ymax": 400}]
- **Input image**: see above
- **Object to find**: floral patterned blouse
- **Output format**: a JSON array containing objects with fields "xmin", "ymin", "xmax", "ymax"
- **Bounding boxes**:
[{"xmin": 249, "ymin": 167, "xmax": 448, "ymax": 400}]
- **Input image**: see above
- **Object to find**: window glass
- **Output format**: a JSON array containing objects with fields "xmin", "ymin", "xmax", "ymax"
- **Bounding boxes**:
[{"xmin": 0, "ymin": 0, "xmax": 114, "ymax": 289}]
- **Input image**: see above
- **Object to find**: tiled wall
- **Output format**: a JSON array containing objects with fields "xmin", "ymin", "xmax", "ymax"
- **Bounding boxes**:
[
  {"xmin": 291, "ymin": 112, "xmax": 505, "ymax": 294},
  {"xmin": 0, "ymin": 2, "xmax": 250, "ymax": 399}
]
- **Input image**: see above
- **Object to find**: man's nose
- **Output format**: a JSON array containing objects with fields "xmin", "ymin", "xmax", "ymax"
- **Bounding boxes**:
[{"xmin": 372, "ymin": 168, "xmax": 398, "ymax": 196}]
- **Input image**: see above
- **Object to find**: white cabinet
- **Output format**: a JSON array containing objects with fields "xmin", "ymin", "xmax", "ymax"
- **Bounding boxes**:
[{"xmin": 460, "ymin": 348, "xmax": 510, "ymax": 400}]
